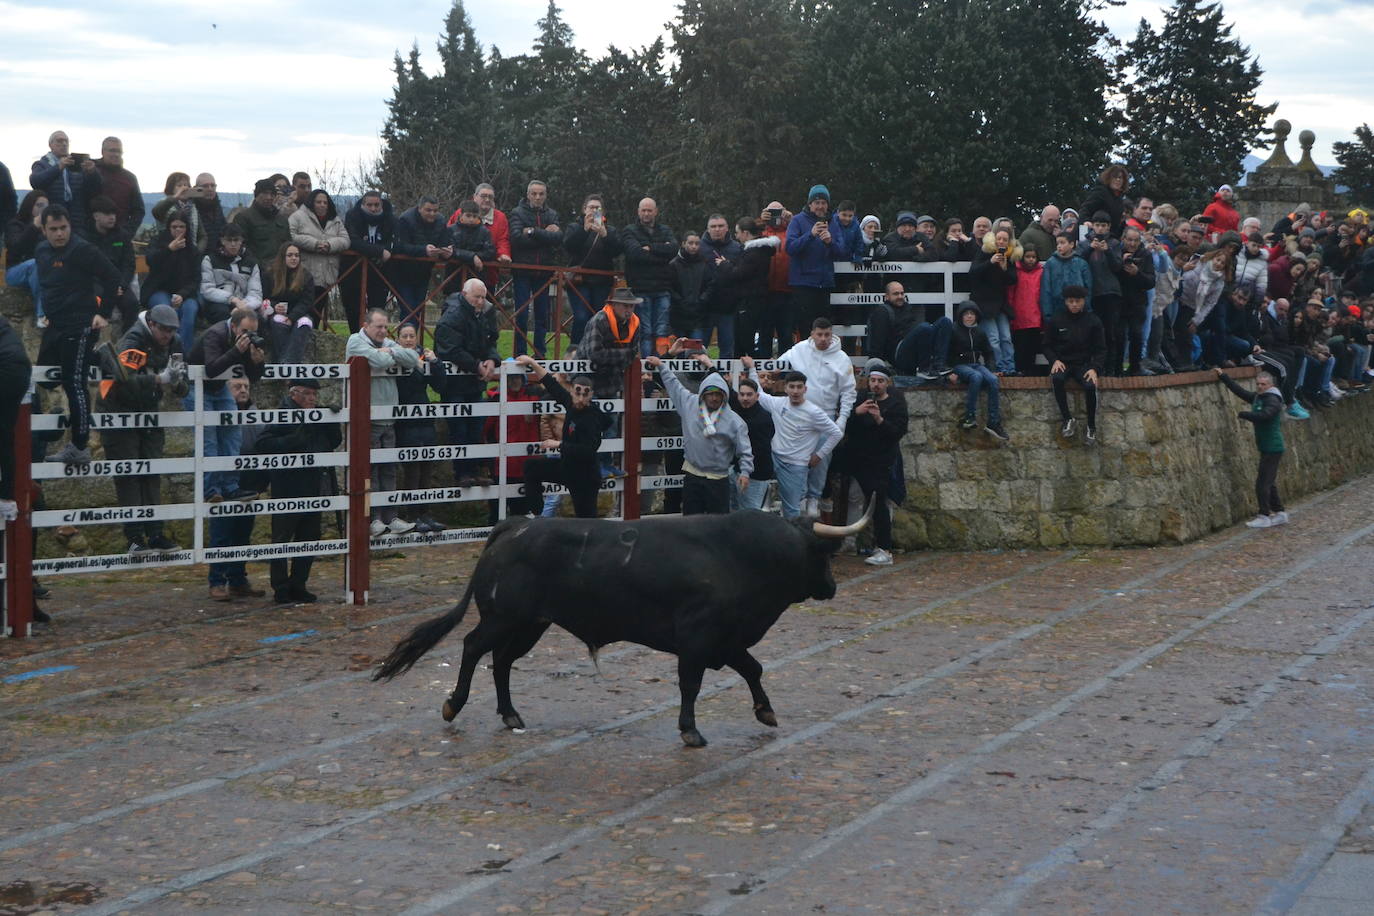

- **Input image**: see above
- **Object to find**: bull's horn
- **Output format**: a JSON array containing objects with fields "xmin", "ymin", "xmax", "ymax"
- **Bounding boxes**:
[{"xmin": 813, "ymin": 496, "xmax": 875, "ymax": 538}]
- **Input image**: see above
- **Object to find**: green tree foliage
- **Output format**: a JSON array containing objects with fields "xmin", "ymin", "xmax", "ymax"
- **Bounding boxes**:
[
  {"xmin": 377, "ymin": 0, "xmax": 1269, "ymax": 230},
  {"xmin": 1119, "ymin": 0, "xmax": 1274, "ymax": 212},
  {"xmin": 1332, "ymin": 124, "xmax": 1374, "ymax": 208}
]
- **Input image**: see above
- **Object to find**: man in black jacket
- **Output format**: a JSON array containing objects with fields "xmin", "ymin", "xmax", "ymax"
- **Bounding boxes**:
[
  {"xmin": 188, "ymin": 306, "xmax": 267, "ymax": 500},
  {"xmin": 1042, "ymin": 285, "xmax": 1107, "ymax": 443},
  {"xmin": 443, "ymin": 200, "xmax": 497, "ymax": 298},
  {"xmin": 723, "ymin": 218, "xmax": 779, "ymax": 359},
  {"xmin": 341, "ymin": 191, "xmax": 395, "ymax": 333},
  {"xmin": 507, "ymin": 180, "xmax": 562, "ymax": 358},
  {"xmin": 391, "ymin": 196, "xmax": 454, "ymax": 327},
  {"xmin": 193, "ymin": 174, "xmax": 230, "ymax": 254},
  {"xmin": 866, "ymin": 280, "xmax": 951, "ymax": 381},
  {"xmin": 514, "ymin": 354, "xmax": 612, "ymax": 518},
  {"xmin": 621, "ymin": 197, "xmax": 676, "ymax": 356},
  {"xmin": 1119, "ymin": 227, "xmax": 1157, "ymax": 376},
  {"xmin": 434, "ymin": 278, "xmax": 500, "ymax": 486},
  {"xmin": 96, "ymin": 303, "xmax": 187, "ymax": 554},
  {"xmin": 34, "ymin": 204, "xmax": 123, "ymax": 464},
  {"xmin": 0, "ymin": 314, "xmax": 31, "ymax": 522},
  {"xmin": 698, "ymin": 214, "xmax": 743, "ymax": 357},
  {"xmin": 255, "ymin": 379, "xmax": 342, "ymax": 603},
  {"xmin": 88, "ymin": 195, "xmax": 139, "ymax": 331},
  {"xmin": 563, "ymin": 193, "xmax": 623, "ymax": 345}
]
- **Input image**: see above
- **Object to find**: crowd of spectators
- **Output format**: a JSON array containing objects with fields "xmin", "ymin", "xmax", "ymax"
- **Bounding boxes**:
[{"xmin": 4, "ymin": 130, "xmax": 1374, "ymax": 615}]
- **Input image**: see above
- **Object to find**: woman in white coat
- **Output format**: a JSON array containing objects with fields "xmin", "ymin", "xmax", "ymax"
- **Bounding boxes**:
[{"xmin": 289, "ymin": 188, "xmax": 349, "ymax": 317}]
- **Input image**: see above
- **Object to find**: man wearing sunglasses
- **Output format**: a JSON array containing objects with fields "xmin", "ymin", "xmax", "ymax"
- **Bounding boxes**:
[{"xmin": 514, "ymin": 354, "xmax": 613, "ymax": 518}]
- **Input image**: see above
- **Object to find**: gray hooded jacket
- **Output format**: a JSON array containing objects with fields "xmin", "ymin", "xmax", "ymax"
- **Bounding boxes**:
[{"xmin": 659, "ymin": 365, "xmax": 753, "ymax": 478}]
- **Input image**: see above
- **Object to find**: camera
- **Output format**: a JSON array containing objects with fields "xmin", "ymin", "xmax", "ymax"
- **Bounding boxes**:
[
  {"xmin": 243, "ymin": 332, "xmax": 267, "ymax": 349},
  {"xmin": 767, "ymin": 207, "xmax": 783, "ymax": 227},
  {"xmin": 1094, "ymin": 232, "xmax": 1107, "ymax": 242}
]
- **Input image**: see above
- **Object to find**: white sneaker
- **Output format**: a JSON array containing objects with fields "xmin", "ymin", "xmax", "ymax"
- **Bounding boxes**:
[
  {"xmin": 818, "ymin": 497, "xmax": 834, "ymax": 513},
  {"xmin": 1245, "ymin": 514, "xmax": 1272, "ymax": 529},
  {"xmin": 388, "ymin": 517, "xmax": 416, "ymax": 535},
  {"xmin": 864, "ymin": 548, "xmax": 893, "ymax": 566},
  {"xmin": 1270, "ymin": 511, "xmax": 1289, "ymax": 526},
  {"xmin": 800, "ymin": 498, "xmax": 818, "ymax": 519},
  {"xmin": 0, "ymin": 499, "xmax": 17, "ymax": 522},
  {"xmin": 369, "ymin": 519, "xmax": 386, "ymax": 538},
  {"xmin": 1327, "ymin": 382, "xmax": 1344, "ymax": 400}
]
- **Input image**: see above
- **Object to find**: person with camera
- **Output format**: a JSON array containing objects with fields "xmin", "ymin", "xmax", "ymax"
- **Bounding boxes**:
[
  {"xmin": 255, "ymin": 379, "xmax": 342, "ymax": 604},
  {"xmin": 970, "ymin": 226, "xmax": 1021, "ymax": 374},
  {"xmin": 1075, "ymin": 211, "xmax": 1126, "ymax": 374},
  {"xmin": 188, "ymin": 306, "xmax": 267, "ymax": 501},
  {"xmin": 96, "ymin": 303, "xmax": 187, "ymax": 555},
  {"xmin": 785, "ymin": 184, "xmax": 848, "ymax": 339},
  {"xmin": 443, "ymin": 200, "xmax": 498, "ymax": 299},
  {"xmin": 841, "ymin": 358, "xmax": 909, "ymax": 566},
  {"xmin": 152, "ymin": 172, "xmax": 209, "ymax": 252},
  {"xmin": 758, "ymin": 200, "xmax": 795, "ymax": 357},
  {"xmin": 1118, "ymin": 227, "xmax": 1157, "ymax": 376},
  {"xmin": 563, "ymin": 194, "xmax": 623, "ymax": 345},
  {"xmin": 30, "ymin": 131, "xmax": 102, "ymax": 238}
]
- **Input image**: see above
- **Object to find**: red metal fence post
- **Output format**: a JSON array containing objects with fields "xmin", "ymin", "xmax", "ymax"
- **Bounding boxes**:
[
  {"xmin": 4, "ymin": 399, "xmax": 34, "ymax": 637},
  {"xmin": 622, "ymin": 357, "xmax": 642, "ymax": 521},
  {"xmin": 345, "ymin": 355, "xmax": 371, "ymax": 605}
]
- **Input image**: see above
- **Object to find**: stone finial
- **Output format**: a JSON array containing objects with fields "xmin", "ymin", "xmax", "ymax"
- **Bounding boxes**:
[
  {"xmin": 1297, "ymin": 129, "xmax": 1320, "ymax": 174},
  {"xmin": 1258, "ymin": 118, "xmax": 1293, "ymax": 169}
]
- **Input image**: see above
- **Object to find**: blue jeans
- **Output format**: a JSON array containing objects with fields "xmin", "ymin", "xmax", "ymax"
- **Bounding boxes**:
[
  {"xmin": 693, "ymin": 314, "xmax": 735, "ymax": 358},
  {"xmin": 634, "ymin": 290, "xmax": 671, "ymax": 356},
  {"xmin": 208, "ymin": 514, "xmax": 255, "ymax": 587},
  {"xmin": 807, "ymin": 451, "xmax": 831, "ymax": 501},
  {"xmin": 569, "ymin": 281, "xmax": 609, "ymax": 345},
  {"xmin": 5, "ymin": 259, "xmax": 42, "ymax": 318},
  {"xmin": 737, "ymin": 474, "xmax": 770, "ymax": 510},
  {"xmin": 186, "ymin": 386, "xmax": 241, "ymax": 497},
  {"xmin": 951, "ymin": 363, "xmax": 1001, "ymax": 425},
  {"xmin": 513, "ymin": 275, "xmax": 551, "ymax": 357},
  {"xmin": 891, "ymin": 316, "xmax": 954, "ymax": 373},
  {"xmin": 148, "ymin": 291, "xmax": 199, "ymax": 354},
  {"xmin": 978, "ymin": 314, "xmax": 1014, "ymax": 372},
  {"xmin": 773, "ymin": 460, "xmax": 809, "ymax": 519}
]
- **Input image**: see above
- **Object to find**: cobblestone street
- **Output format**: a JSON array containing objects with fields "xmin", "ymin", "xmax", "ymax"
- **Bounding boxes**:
[{"xmin": 3, "ymin": 480, "xmax": 1373, "ymax": 915}]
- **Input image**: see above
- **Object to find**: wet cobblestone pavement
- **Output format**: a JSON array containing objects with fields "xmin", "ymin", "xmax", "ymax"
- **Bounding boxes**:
[{"xmin": 3, "ymin": 483, "xmax": 1373, "ymax": 915}]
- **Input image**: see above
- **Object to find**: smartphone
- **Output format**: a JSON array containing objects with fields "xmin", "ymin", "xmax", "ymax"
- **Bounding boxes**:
[
  {"xmin": 678, "ymin": 338, "xmax": 706, "ymax": 352},
  {"xmin": 184, "ymin": 187, "xmax": 206, "ymax": 199},
  {"xmin": 767, "ymin": 207, "xmax": 782, "ymax": 227},
  {"xmin": 593, "ymin": 209, "xmax": 603, "ymax": 228},
  {"xmin": 69, "ymin": 153, "xmax": 88, "ymax": 164}
]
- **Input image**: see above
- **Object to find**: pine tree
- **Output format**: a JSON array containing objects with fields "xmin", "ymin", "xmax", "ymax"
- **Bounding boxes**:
[
  {"xmin": 1332, "ymin": 124, "xmax": 1374, "ymax": 208},
  {"xmin": 1119, "ymin": 0, "xmax": 1274, "ymax": 211}
]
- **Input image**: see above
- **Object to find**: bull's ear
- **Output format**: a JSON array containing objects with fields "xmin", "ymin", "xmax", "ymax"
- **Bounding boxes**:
[{"xmin": 813, "ymin": 536, "xmax": 843, "ymax": 556}]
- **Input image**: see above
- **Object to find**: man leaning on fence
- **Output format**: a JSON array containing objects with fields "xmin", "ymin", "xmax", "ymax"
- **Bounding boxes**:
[
  {"xmin": 97, "ymin": 302, "xmax": 188, "ymax": 555},
  {"xmin": 187, "ymin": 305, "xmax": 267, "ymax": 501},
  {"xmin": 347, "ymin": 308, "xmax": 420, "ymax": 538},
  {"xmin": 255, "ymin": 379, "xmax": 342, "ymax": 604}
]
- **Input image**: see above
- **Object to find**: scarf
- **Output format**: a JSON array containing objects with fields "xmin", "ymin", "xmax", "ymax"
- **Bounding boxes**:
[
  {"xmin": 699, "ymin": 397, "xmax": 722, "ymax": 436},
  {"xmin": 602, "ymin": 305, "xmax": 640, "ymax": 344}
]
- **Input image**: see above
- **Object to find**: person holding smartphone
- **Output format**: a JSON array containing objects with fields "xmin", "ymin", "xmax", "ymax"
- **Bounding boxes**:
[{"xmin": 29, "ymin": 130, "xmax": 102, "ymax": 237}]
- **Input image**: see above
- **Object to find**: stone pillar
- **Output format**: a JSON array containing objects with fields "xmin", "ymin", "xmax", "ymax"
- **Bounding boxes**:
[{"xmin": 1243, "ymin": 119, "xmax": 1336, "ymax": 232}]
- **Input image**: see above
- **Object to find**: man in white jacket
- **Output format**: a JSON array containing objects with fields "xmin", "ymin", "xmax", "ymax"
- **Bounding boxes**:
[
  {"xmin": 740, "ymin": 355, "xmax": 842, "ymax": 519},
  {"xmin": 778, "ymin": 317, "xmax": 855, "ymax": 516}
]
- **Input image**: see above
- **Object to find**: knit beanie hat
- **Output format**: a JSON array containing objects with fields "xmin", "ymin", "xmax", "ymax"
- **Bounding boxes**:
[{"xmin": 807, "ymin": 184, "xmax": 831, "ymax": 204}]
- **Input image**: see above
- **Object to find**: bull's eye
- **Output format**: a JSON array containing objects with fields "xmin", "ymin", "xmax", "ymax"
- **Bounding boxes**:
[{"xmin": 619, "ymin": 530, "xmax": 638, "ymax": 546}]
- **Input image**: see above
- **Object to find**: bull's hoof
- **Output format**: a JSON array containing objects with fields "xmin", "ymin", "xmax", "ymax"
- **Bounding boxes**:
[
  {"xmin": 442, "ymin": 699, "xmax": 458, "ymax": 722},
  {"xmin": 755, "ymin": 706, "xmax": 779, "ymax": 727},
  {"xmin": 502, "ymin": 713, "xmax": 526, "ymax": 730},
  {"xmin": 680, "ymin": 729, "xmax": 708, "ymax": 748}
]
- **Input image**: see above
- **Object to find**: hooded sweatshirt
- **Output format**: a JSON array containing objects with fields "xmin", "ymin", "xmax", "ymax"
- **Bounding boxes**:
[
  {"xmin": 658, "ymin": 365, "xmax": 752, "ymax": 479},
  {"xmin": 346, "ymin": 328, "xmax": 421, "ymax": 409},
  {"xmin": 778, "ymin": 334, "xmax": 858, "ymax": 426},
  {"xmin": 1203, "ymin": 192, "xmax": 1240, "ymax": 240}
]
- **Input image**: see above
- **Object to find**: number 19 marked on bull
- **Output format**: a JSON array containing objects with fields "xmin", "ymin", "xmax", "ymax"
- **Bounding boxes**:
[{"xmin": 373, "ymin": 500, "xmax": 875, "ymax": 748}]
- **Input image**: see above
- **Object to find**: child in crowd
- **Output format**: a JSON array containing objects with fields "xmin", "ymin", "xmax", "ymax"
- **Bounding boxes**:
[
  {"xmin": 1043, "ymin": 284, "xmax": 1106, "ymax": 444},
  {"xmin": 945, "ymin": 301, "xmax": 1007, "ymax": 441},
  {"xmin": 1008, "ymin": 246, "xmax": 1044, "ymax": 374},
  {"xmin": 1216, "ymin": 368, "xmax": 1287, "ymax": 528},
  {"xmin": 1040, "ymin": 232, "xmax": 1092, "ymax": 320}
]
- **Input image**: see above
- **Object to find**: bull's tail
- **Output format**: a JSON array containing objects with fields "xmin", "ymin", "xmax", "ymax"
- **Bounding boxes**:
[{"xmin": 372, "ymin": 581, "xmax": 476, "ymax": 682}]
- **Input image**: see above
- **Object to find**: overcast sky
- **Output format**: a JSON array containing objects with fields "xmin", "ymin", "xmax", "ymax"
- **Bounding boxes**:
[{"xmin": 1, "ymin": 0, "xmax": 1362, "ymax": 197}]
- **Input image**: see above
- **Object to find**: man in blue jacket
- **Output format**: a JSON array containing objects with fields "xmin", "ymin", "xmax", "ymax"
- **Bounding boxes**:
[
  {"xmin": 785, "ymin": 184, "xmax": 848, "ymax": 340},
  {"xmin": 30, "ymin": 131, "xmax": 102, "ymax": 238}
]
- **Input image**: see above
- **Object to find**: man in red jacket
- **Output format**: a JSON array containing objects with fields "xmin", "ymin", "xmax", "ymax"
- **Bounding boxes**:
[
  {"xmin": 760, "ymin": 199, "xmax": 793, "ymax": 356},
  {"xmin": 1203, "ymin": 185, "xmax": 1240, "ymax": 241}
]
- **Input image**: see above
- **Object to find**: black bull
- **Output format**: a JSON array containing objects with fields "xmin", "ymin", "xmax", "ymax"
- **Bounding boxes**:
[{"xmin": 374, "ymin": 502, "xmax": 874, "ymax": 747}]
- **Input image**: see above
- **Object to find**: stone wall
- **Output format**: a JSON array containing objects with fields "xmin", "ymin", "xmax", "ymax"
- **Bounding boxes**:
[{"xmin": 891, "ymin": 369, "xmax": 1374, "ymax": 549}]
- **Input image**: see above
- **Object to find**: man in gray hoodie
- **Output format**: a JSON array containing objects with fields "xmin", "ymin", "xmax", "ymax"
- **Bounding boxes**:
[
  {"xmin": 645, "ymin": 349, "xmax": 752, "ymax": 515},
  {"xmin": 347, "ymin": 308, "xmax": 421, "ymax": 536}
]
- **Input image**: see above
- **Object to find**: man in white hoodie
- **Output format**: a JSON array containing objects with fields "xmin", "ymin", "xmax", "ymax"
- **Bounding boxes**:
[{"xmin": 778, "ymin": 317, "xmax": 856, "ymax": 516}]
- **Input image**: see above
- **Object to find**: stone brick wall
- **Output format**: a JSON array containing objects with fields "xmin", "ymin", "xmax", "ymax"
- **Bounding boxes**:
[{"xmin": 891, "ymin": 370, "xmax": 1374, "ymax": 549}]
